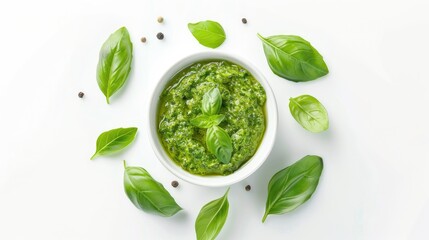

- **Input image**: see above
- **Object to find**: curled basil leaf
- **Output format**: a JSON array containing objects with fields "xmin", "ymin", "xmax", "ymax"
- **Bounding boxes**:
[
  {"xmin": 123, "ymin": 161, "xmax": 182, "ymax": 217},
  {"xmin": 96, "ymin": 27, "xmax": 133, "ymax": 104},
  {"xmin": 257, "ymin": 34, "xmax": 328, "ymax": 82},
  {"xmin": 91, "ymin": 127, "xmax": 137, "ymax": 160},
  {"xmin": 201, "ymin": 88, "xmax": 222, "ymax": 115},
  {"xmin": 206, "ymin": 126, "xmax": 232, "ymax": 164},
  {"xmin": 190, "ymin": 114, "xmax": 225, "ymax": 128},
  {"xmin": 195, "ymin": 188, "xmax": 229, "ymax": 240},
  {"xmin": 188, "ymin": 20, "xmax": 226, "ymax": 49},
  {"xmin": 289, "ymin": 95, "xmax": 329, "ymax": 133},
  {"xmin": 262, "ymin": 155, "xmax": 323, "ymax": 222}
]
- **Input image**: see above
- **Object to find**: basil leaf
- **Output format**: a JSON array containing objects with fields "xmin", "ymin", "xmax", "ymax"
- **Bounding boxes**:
[
  {"xmin": 262, "ymin": 155, "xmax": 323, "ymax": 222},
  {"xmin": 96, "ymin": 27, "xmax": 133, "ymax": 104},
  {"xmin": 123, "ymin": 161, "xmax": 182, "ymax": 217},
  {"xmin": 206, "ymin": 126, "xmax": 232, "ymax": 164},
  {"xmin": 188, "ymin": 20, "xmax": 226, "ymax": 49},
  {"xmin": 190, "ymin": 114, "xmax": 225, "ymax": 128},
  {"xmin": 201, "ymin": 88, "xmax": 222, "ymax": 115},
  {"xmin": 289, "ymin": 95, "xmax": 329, "ymax": 133},
  {"xmin": 195, "ymin": 188, "xmax": 229, "ymax": 240},
  {"xmin": 91, "ymin": 127, "xmax": 137, "ymax": 160},
  {"xmin": 257, "ymin": 34, "xmax": 328, "ymax": 82}
]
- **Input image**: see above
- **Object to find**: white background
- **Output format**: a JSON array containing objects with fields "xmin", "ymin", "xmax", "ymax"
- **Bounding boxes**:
[{"xmin": 1, "ymin": 0, "xmax": 428, "ymax": 239}]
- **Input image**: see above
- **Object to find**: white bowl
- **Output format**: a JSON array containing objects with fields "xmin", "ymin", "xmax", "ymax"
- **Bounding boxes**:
[{"xmin": 147, "ymin": 52, "xmax": 278, "ymax": 187}]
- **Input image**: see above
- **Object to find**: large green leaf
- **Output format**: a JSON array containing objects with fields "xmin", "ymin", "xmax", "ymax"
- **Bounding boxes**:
[
  {"xmin": 91, "ymin": 127, "xmax": 137, "ymax": 160},
  {"xmin": 195, "ymin": 189, "xmax": 229, "ymax": 240},
  {"xmin": 96, "ymin": 27, "xmax": 133, "ymax": 103},
  {"xmin": 123, "ymin": 161, "xmax": 182, "ymax": 217},
  {"xmin": 289, "ymin": 95, "xmax": 329, "ymax": 133},
  {"xmin": 263, "ymin": 155, "xmax": 323, "ymax": 222},
  {"xmin": 258, "ymin": 34, "xmax": 328, "ymax": 82},
  {"xmin": 188, "ymin": 20, "xmax": 226, "ymax": 49}
]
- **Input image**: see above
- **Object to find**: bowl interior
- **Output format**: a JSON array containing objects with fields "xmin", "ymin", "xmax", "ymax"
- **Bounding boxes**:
[{"xmin": 148, "ymin": 52, "xmax": 277, "ymax": 187}]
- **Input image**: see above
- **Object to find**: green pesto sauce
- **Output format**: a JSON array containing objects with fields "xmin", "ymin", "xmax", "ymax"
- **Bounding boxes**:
[{"xmin": 158, "ymin": 60, "xmax": 266, "ymax": 176}]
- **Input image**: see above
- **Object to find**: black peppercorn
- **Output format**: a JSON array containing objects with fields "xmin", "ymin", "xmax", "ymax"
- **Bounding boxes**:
[
  {"xmin": 242, "ymin": 18, "xmax": 247, "ymax": 24},
  {"xmin": 78, "ymin": 92, "xmax": 84, "ymax": 98},
  {"xmin": 171, "ymin": 180, "xmax": 179, "ymax": 188},
  {"xmin": 245, "ymin": 185, "xmax": 251, "ymax": 191},
  {"xmin": 156, "ymin": 32, "xmax": 164, "ymax": 40}
]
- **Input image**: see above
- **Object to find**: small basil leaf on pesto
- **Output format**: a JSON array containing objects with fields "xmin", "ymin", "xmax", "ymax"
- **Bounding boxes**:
[
  {"xmin": 202, "ymin": 87, "xmax": 222, "ymax": 115},
  {"xmin": 96, "ymin": 27, "xmax": 133, "ymax": 104},
  {"xmin": 257, "ymin": 34, "xmax": 328, "ymax": 82},
  {"xmin": 188, "ymin": 20, "xmax": 226, "ymax": 49},
  {"xmin": 289, "ymin": 95, "xmax": 329, "ymax": 133},
  {"xmin": 263, "ymin": 155, "xmax": 323, "ymax": 222},
  {"xmin": 123, "ymin": 161, "xmax": 182, "ymax": 217},
  {"xmin": 206, "ymin": 126, "xmax": 232, "ymax": 164},
  {"xmin": 195, "ymin": 188, "xmax": 229, "ymax": 240},
  {"xmin": 91, "ymin": 127, "xmax": 137, "ymax": 160},
  {"xmin": 190, "ymin": 114, "xmax": 225, "ymax": 128}
]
